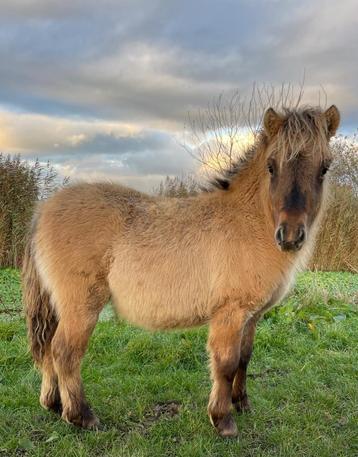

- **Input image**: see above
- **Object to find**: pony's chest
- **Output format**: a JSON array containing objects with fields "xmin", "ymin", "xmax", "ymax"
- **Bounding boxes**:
[
  {"xmin": 257, "ymin": 260, "xmax": 299, "ymax": 315},
  {"xmin": 221, "ymin": 245, "xmax": 298, "ymax": 314}
]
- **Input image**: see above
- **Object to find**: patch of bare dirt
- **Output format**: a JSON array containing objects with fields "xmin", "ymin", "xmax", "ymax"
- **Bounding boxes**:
[{"xmin": 144, "ymin": 401, "xmax": 180, "ymax": 424}]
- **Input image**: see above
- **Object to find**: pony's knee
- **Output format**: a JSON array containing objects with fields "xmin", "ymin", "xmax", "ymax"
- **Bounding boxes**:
[
  {"xmin": 52, "ymin": 334, "xmax": 79, "ymax": 374},
  {"xmin": 210, "ymin": 344, "xmax": 241, "ymax": 382},
  {"xmin": 52, "ymin": 318, "xmax": 93, "ymax": 370}
]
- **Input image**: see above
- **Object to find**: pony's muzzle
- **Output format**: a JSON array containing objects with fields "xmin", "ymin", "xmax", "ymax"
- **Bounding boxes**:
[{"xmin": 275, "ymin": 222, "xmax": 306, "ymax": 252}]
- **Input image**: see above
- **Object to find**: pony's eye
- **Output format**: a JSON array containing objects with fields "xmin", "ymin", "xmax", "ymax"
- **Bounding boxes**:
[
  {"xmin": 267, "ymin": 161, "xmax": 275, "ymax": 176},
  {"xmin": 320, "ymin": 163, "xmax": 330, "ymax": 178}
]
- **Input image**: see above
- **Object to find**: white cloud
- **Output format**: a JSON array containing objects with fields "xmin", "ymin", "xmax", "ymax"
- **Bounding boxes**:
[{"xmin": 0, "ymin": 109, "xmax": 140, "ymax": 154}]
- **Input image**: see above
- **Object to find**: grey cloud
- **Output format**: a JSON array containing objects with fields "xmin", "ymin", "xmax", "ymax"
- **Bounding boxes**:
[
  {"xmin": 17, "ymin": 128, "xmax": 195, "ymax": 178},
  {"xmin": 65, "ymin": 130, "xmax": 172, "ymax": 155},
  {"xmin": 0, "ymin": 0, "xmax": 357, "ymax": 126}
]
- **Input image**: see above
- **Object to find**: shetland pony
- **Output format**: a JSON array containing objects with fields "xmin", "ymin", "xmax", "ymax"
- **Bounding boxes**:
[{"xmin": 23, "ymin": 105, "xmax": 340, "ymax": 437}]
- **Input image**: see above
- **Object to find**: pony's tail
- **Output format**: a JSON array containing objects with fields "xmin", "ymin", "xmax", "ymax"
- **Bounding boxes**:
[{"xmin": 22, "ymin": 235, "xmax": 58, "ymax": 366}]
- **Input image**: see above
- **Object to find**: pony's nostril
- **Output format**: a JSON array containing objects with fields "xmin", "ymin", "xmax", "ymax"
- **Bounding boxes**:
[
  {"xmin": 296, "ymin": 226, "xmax": 306, "ymax": 245},
  {"xmin": 275, "ymin": 225, "xmax": 285, "ymax": 245},
  {"xmin": 276, "ymin": 223, "xmax": 305, "ymax": 251}
]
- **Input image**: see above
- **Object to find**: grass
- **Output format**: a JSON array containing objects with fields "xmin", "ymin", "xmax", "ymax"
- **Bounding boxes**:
[{"xmin": 0, "ymin": 269, "xmax": 357, "ymax": 457}]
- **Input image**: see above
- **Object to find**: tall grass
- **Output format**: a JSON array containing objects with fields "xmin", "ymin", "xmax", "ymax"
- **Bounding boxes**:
[
  {"xmin": 0, "ymin": 154, "xmax": 65, "ymax": 268},
  {"xmin": 310, "ymin": 133, "xmax": 358, "ymax": 272}
]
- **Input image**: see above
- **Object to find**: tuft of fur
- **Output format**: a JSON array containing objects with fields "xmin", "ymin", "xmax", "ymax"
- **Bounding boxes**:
[{"xmin": 22, "ymin": 227, "xmax": 58, "ymax": 366}]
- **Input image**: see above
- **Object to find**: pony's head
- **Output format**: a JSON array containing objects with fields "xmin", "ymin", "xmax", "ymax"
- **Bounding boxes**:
[{"xmin": 263, "ymin": 105, "xmax": 340, "ymax": 252}]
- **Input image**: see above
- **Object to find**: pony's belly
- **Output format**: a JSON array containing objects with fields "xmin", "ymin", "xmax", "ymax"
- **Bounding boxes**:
[
  {"xmin": 112, "ymin": 293, "xmax": 208, "ymax": 330},
  {"xmin": 108, "ymin": 268, "xmax": 211, "ymax": 330},
  {"xmin": 107, "ymin": 241, "xmax": 214, "ymax": 330}
]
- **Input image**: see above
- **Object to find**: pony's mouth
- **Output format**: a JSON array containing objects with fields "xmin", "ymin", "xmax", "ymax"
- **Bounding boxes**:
[
  {"xmin": 277, "ymin": 240, "xmax": 304, "ymax": 252},
  {"xmin": 275, "ymin": 224, "xmax": 306, "ymax": 252}
]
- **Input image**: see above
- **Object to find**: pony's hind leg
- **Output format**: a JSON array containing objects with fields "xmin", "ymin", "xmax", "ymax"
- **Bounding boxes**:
[
  {"xmin": 51, "ymin": 278, "xmax": 109, "ymax": 428},
  {"xmin": 40, "ymin": 346, "xmax": 62, "ymax": 414},
  {"xmin": 232, "ymin": 316, "xmax": 258, "ymax": 413},
  {"xmin": 207, "ymin": 305, "xmax": 249, "ymax": 438},
  {"xmin": 52, "ymin": 315, "xmax": 98, "ymax": 428}
]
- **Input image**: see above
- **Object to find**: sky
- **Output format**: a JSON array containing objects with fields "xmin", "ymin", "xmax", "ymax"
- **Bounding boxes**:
[{"xmin": 0, "ymin": 0, "xmax": 357, "ymax": 192}]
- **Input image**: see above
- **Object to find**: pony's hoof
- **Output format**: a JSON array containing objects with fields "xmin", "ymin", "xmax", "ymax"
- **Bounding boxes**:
[
  {"xmin": 209, "ymin": 413, "xmax": 238, "ymax": 438},
  {"xmin": 82, "ymin": 413, "xmax": 100, "ymax": 430},
  {"xmin": 62, "ymin": 405, "xmax": 100, "ymax": 429},
  {"xmin": 233, "ymin": 394, "xmax": 251, "ymax": 414}
]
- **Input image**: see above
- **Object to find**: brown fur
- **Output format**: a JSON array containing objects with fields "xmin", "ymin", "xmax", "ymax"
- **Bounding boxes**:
[{"xmin": 22, "ymin": 105, "xmax": 340, "ymax": 436}]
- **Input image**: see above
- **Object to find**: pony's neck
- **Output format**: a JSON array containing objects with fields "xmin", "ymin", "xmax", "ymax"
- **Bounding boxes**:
[
  {"xmin": 227, "ymin": 140, "xmax": 270, "ymax": 212},
  {"xmin": 201, "ymin": 140, "xmax": 275, "ymax": 239}
]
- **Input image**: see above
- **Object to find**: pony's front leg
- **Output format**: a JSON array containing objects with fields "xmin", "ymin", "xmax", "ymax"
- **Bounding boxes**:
[
  {"xmin": 207, "ymin": 306, "xmax": 249, "ymax": 437},
  {"xmin": 232, "ymin": 315, "xmax": 258, "ymax": 413}
]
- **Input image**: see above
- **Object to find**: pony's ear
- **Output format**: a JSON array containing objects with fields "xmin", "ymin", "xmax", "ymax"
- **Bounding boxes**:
[
  {"xmin": 323, "ymin": 105, "xmax": 340, "ymax": 138},
  {"xmin": 263, "ymin": 108, "xmax": 284, "ymax": 138}
]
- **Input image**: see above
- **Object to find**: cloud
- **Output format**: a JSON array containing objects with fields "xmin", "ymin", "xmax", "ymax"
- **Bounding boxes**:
[
  {"xmin": 1, "ymin": 0, "xmax": 357, "ymax": 124},
  {"xmin": 0, "ymin": 109, "xmax": 194, "ymax": 191},
  {"xmin": 0, "ymin": 110, "xmax": 138, "ymax": 153},
  {"xmin": 48, "ymin": 130, "xmax": 194, "ymax": 176},
  {"xmin": 0, "ymin": 0, "xmax": 357, "ymax": 189}
]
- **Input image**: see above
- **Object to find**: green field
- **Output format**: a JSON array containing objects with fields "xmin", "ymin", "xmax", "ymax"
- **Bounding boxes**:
[{"xmin": 0, "ymin": 269, "xmax": 357, "ymax": 457}]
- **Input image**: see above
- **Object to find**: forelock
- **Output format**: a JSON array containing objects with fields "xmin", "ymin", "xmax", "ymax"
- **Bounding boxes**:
[{"xmin": 272, "ymin": 107, "xmax": 331, "ymax": 164}]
